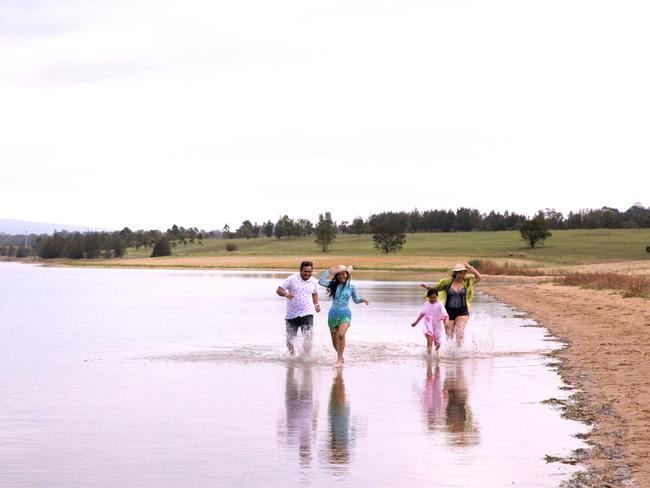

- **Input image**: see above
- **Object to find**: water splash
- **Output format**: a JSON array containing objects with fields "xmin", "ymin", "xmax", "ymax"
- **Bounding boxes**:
[
  {"xmin": 141, "ymin": 294, "xmax": 556, "ymax": 365},
  {"xmin": 146, "ymin": 339, "xmax": 550, "ymax": 366}
]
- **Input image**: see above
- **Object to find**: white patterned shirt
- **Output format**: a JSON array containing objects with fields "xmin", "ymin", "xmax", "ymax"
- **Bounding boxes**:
[{"xmin": 280, "ymin": 273, "xmax": 318, "ymax": 320}]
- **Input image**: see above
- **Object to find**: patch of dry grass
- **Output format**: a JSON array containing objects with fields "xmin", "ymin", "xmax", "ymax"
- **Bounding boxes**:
[
  {"xmin": 473, "ymin": 259, "xmax": 548, "ymax": 276},
  {"xmin": 555, "ymin": 272, "xmax": 650, "ymax": 298},
  {"xmin": 65, "ymin": 255, "xmax": 466, "ymax": 272}
]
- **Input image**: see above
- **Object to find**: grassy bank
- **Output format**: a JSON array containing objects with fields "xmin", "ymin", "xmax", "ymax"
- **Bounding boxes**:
[
  {"xmin": 119, "ymin": 229, "xmax": 650, "ymax": 266},
  {"xmin": 37, "ymin": 228, "xmax": 650, "ymax": 298}
]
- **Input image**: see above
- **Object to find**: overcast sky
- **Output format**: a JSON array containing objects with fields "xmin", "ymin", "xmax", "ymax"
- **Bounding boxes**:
[{"xmin": 1, "ymin": 0, "xmax": 648, "ymax": 231}]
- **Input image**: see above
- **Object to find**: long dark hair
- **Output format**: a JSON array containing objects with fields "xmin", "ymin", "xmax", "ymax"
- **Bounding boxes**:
[{"xmin": 326, "ymin": 272, "xmax": 350, "ymax": 299}]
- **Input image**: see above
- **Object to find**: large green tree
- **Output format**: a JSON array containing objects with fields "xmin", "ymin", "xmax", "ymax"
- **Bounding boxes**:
[
  {"xmin": 262, "ymin": 220, "xmax": 274, "ymax": 238},
  {"xmin": 372, "ymin": 223, "xmax": 406, "ymax": 254},
  {"xmin": 237, "ymin": 220, "xmax": 255, "ymax": 239},
  {"xmin": 520, "ymin": 215, "xmax": 552, "ymax": 248},
  {"xmin": 350, "ymin": 217, "xmax": 369, "ymax": 234},
  {"xmin": 275, "ymin": 215, "xmax": 296, "ymax": 239},
  {"xmin": 314, "ymin": 212, "xmax": 337, "ymax": 252}
]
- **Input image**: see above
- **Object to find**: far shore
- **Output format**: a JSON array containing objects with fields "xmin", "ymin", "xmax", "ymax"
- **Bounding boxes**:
[{"xmin": 11, "ymin": 252, "xmax": 650, "ymax": 276}]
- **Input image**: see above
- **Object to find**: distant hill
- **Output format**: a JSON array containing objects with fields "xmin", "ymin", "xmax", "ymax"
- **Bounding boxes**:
[{"xmin": 0, "ymin": 219, "xmax": 110, "ymax": 235}]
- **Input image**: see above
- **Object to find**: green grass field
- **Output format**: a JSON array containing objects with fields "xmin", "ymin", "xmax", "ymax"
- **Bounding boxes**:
[{"xmin": 125, "ymin": 229, "xmax": 650, "ymax": 266}]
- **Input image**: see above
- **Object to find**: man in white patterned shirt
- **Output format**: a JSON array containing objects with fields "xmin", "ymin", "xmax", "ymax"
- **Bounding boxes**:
[{"xmin": 276, "ymin": 261, "xmax": 321, "ymax": 355}]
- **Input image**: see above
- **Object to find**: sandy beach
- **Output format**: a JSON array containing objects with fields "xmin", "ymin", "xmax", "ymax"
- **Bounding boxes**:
[{"xmin": 484, "ymin": 276, "xmax": 650, "ymax": 487}]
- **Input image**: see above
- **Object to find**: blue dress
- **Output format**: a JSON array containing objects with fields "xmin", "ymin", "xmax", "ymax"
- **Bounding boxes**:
[{"xmin": 318, "ymin": 270, "xmax": 364, "ymax": 329}]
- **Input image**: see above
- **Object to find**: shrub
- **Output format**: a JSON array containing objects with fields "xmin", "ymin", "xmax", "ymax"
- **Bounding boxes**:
[
  {"xmin": 151, "ymin": 237, "xmax": 172, "ymax": 257},
  {"xmin": 468, "ymin": 259, "xmax": 481, "ymax": 269},
  {"xmin": 226, "ymin": 243, "xmax": 238, "ymax": 252},
  {"xmin": 15, "ymin": 246, "xmax": 30, "ymax": 258}
]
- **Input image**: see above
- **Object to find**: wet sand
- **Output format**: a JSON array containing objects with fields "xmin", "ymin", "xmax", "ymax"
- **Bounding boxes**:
[{"xmin": 484, "ymin": 276, "xmax": 650, "ymax": 487}]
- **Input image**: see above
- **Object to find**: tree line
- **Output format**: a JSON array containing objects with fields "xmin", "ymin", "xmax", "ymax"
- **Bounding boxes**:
[
  {"xmin": 29, "ymin": 225, "xmax": 203, "ymax": 259},
  {"xmin": 224, "ymin": 204, "xmax": 649, "ymax": 239},
  {"xmin": 3, "ymin": 204, "xmax": 647, "ymax": 260},
  {"xmin": 0, "ymin": 245, "xmax": 31, "ymax": 258}
]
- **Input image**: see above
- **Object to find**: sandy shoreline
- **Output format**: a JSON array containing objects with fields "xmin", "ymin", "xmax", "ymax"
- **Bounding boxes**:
[{"xmin": 483, "ymin": 277, "xmax": 650, "ymax": 488}]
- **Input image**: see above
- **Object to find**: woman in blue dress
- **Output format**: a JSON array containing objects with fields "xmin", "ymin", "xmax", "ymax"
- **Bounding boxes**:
[{"xmin": 318, "ymin": 265, "xmax": 369, "ymax": 366}]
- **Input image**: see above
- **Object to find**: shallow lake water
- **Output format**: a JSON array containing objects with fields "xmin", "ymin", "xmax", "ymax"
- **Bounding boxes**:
[{"xmin": 0, "ymin": 263, "xmax": 586, "ymax": 487}]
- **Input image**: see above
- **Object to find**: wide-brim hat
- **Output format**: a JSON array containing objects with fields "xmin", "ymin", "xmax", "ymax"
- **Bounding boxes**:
[
  {"xmin": 452, "ymin": 263, "xmax": 467, "ymax": 272},
  {"xmin": 329, "ymin": 264, "xmax": 353, "ymax": 277}
]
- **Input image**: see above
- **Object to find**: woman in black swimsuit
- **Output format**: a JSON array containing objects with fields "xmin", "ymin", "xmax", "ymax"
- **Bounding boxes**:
[{"xmin": 421, "ymin": 263, "xmax": 481, "ymax": 346}]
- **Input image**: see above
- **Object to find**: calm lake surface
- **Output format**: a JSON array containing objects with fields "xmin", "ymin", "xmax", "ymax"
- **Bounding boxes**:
[{"xmin": 0, "ymin": 263, "xmax": 586, "ymax": 487}]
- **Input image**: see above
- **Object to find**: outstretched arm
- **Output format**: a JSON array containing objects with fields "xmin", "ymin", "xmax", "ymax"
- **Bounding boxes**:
[
  {"xmin": 412, "ymin": 312, "xmax": 425, "ymax": 327},
  {"xmin": 317, "ymin": 269, "xmax": 331, "ymax": 287},
  {"xmin": 421, "ymin": 278, "xmax": 446, "ymax": 291},
  {"xmin": 351, "ymin": 286, "xmax": 369, "ymax": 305}
]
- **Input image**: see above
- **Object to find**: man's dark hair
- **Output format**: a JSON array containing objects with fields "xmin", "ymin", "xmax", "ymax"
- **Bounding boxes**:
[{"xmin": 300, "ymin": 261, "xmax": 313, "ymax": 270}]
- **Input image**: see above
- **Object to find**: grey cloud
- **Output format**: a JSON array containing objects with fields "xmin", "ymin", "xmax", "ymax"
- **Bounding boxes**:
[
  {"xmin": 0, "ymin": 1, "xmax": 82, "ymax": 41},
  {"xmin": 24, "ymin": 47, "xmax": 265, "ymax": 85}
]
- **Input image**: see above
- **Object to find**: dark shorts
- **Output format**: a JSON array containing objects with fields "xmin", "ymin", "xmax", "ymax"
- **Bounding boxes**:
[
  {"xmin": 447, "ymin": 306, "xmax": 469, "ymax": 320},
  {"xmin": 285, "ymin": 315, "xmax": 314, "ymax": 338}
]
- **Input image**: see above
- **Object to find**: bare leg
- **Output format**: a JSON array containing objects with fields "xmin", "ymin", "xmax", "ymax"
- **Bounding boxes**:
[
  {"xmin": 285, "ymin": 321, "xmax": 298, "ymax": 355},
  {"xmin": 303, "ymin": 328, "xmax": 313, "ymax": 355},
  {"xmin": 445, "ymin": 319, "xmax": 455, "ymax": 340},
  {"xmin": 454, "ymin": 315, "xmax": 470, "ymax": 346},
  {"xmin": 426, "ymin": 335, "xmax": 433, "ymax": 355},
  {"xmin": 330, "ymin": 328, "xmax": 338, "ymax": 352},
  {"xmin": 335, "ymin": 323, "xmax": 350, "ymax": 365}
]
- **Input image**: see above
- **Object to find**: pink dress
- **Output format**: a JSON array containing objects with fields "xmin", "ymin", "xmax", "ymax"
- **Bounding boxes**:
[{"xmin": 421, "ymin": 302, "xmax": 448, "ymax": 342}]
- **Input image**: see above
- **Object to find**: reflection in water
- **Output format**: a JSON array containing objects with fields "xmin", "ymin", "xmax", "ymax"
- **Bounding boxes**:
[
  {"xmin": 417, "ymin": 360, "xmax": 480, "ymax": 445},
  {"xmin": 444, "ymin": 362, "xmax": 480, "ymax": 446},
  {"xmin": 327, "ymin": 368, "xmax": 352, "ymax": 467},
  {"xmin": 280, "ymin": 366, "xmax": 318, "ymax": 466},
  {"xmin": 421, "ymin": 360, "xmax": 446, "ymax": 431}
]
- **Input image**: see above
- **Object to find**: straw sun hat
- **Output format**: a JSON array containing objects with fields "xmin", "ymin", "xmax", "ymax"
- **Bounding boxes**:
[
  {"xmin": 329, "ymin": 264, "xmax": 354, "ymax": 277},
  {"xmin": 452, "ymin": 263, "xmax": 468, "ymax": 272}
]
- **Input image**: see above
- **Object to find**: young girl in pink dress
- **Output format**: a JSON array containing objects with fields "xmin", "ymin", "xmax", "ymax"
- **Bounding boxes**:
[{"xmin": 411, "ymin": 289, "xmax": 449, "ymax": 354}]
